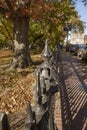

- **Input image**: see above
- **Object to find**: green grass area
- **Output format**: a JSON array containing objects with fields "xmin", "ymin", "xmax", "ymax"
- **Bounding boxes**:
[
  {"xmin": 0, "ymin": 49, "xmax": 12, "ymax": 66},
  {"xmin": 0, "ymin": 57, "xmax": 12, "ymax": 66}
]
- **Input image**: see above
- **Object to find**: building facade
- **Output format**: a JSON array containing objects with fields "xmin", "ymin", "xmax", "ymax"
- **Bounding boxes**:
[
  {"xmin": 70, "ymin": 33, "xmax": 84, "ymax": 45},
  {"xmin": 84, "ymin": 35, "xmax": 87, "ymax": 44}
]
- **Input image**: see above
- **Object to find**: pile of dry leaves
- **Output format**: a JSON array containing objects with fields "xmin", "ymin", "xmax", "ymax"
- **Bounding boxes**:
[
  {"xmin": 0, "ymin": 49, "xmax": 42, "ymax": 115},
  {"xmin": 0, "ymin": 71, "xmax": 36, "ymax": 114}
]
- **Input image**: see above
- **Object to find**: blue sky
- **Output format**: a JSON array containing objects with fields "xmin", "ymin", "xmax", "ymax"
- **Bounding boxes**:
[{"xmin": 75, "ymin": 1, "xmax": 87, "ymax": 34}]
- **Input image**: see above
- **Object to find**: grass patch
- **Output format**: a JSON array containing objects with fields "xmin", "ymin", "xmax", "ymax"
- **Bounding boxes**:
[
  {"xmin": 0, "ymin": 57, "xmax": 12, "ymax": 66},
  {"xmin": 0, "ymin": 49, "xmax": 12, "ymax": 66}
]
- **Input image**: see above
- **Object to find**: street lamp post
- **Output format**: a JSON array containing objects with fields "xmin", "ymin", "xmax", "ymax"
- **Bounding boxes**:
[{"xmin": 64, "ymin": 23, "xmax": 72, "ymax": 45}]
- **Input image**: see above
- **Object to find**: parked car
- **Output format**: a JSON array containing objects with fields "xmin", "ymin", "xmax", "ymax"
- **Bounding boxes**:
[
  {"xmin": 77, "ymin": 44, "xmax": 87, "ymax": 60},
  {"xmin": 64, "ymin": 44, "xmax": 70, "ymax": 52},
  {"xmin": 69, "ymin": 44, "xmax": 79, "ymax": 53}
]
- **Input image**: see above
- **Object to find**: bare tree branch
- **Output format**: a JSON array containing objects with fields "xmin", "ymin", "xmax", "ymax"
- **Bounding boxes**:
[
  {"xmin": 18, "ymin": 0, "xmax": 31, "ymax": 9},
  {"xmin": 1, "ymin": 20, "xmax": 14, "ymax": 43},
  {"xmin": 29, "ymin": 34, "xmax": 44, "ymax": 49},
  {"xmin": 4, "ymin": 0, "xmax": 14, "ymax": 12},
  {"xmin": 25, "ymin": 0, "xmax": 31, "ymax": 7},
  {"xmin": 0, "ymin": 5, "xmax": 8, "ymax": 14}
]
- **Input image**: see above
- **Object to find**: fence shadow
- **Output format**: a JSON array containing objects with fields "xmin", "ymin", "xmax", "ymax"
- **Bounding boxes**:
[{"xmin": 59, "ymin": 53, "xmax": 87, "ymax": 130}]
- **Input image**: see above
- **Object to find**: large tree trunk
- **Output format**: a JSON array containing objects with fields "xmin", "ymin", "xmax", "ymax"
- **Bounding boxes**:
[{"xmin": 11, "ymin": 16, "xmax": 32, "ymax": 69}]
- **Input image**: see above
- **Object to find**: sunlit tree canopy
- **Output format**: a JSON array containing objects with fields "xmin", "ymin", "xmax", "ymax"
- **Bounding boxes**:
[{"xmin": 0, "ymin": 0, "xmax": 85, "ymax": 69}]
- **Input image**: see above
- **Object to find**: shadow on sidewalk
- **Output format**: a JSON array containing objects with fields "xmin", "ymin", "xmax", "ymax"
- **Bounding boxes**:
[{"xmin": 59, "ymin": 54, "xmax": 87, "ymax": 130}]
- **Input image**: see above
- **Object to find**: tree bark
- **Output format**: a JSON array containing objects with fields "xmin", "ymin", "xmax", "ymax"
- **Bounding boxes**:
[{"xmin": 11, "ymin": 16, "xmax": 32, "ymax": 69}]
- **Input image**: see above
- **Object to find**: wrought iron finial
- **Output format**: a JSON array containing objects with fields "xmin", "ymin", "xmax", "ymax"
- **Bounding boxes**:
[
  {"xmin": 34, "ymin": 69, "xmax": 44, "ymax": 113},
  {"xmin": 26, "ymin": 101, "xmax": 33, "ymax": 123},
  {"xmin": 0, "ymin": 113, "xmax": 10, "ymax": 130},
  {"xmin": 25, "ymin": 101, "xmax": 34, "ymax": 130},
  {"xmin": 41, "ymin": 39, "xmax": 52, "ymax": 60},
  {"xmin": 36, "ymin": 70, "xmax": 41, "ymax": 99}
]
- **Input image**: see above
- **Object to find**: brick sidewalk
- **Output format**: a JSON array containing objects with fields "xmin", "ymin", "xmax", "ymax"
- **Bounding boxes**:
[{"xmin": 55, "ymin": 53, "xmax": 87, "ymax": 130}]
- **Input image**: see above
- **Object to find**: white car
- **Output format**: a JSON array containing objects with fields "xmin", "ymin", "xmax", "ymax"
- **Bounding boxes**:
[{"xmin": 77, "ymin": 44, "xmax": 87, "ymax": 60}]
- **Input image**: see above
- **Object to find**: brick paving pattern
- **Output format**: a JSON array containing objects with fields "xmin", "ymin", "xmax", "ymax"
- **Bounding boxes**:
[{"xmin": 55, "ymin": 53, "xmax": 87, "ymax": 130}]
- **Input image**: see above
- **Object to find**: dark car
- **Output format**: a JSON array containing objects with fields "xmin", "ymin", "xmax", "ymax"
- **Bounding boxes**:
[
  {"xmin": 77, "ymin": 44, "xmax": 87, "ymax": 60},
  {"xmin": 69, "ymin": 44, "xmax": 79, "ymax": 53},
  {"xmin": 64, "ymin": 44, "xmax": 70, "ymax": 52}
]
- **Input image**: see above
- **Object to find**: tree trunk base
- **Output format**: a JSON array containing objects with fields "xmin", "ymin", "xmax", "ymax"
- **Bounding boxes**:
[{"xmin": 9, "ymin": 57, "xmax": 34, "ymax": 70}]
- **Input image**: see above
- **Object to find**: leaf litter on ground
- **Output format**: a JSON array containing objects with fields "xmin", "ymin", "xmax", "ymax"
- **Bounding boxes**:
[{"xmin": 0, "ymin": 49, "xmax": 43, "ymax": 114}]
